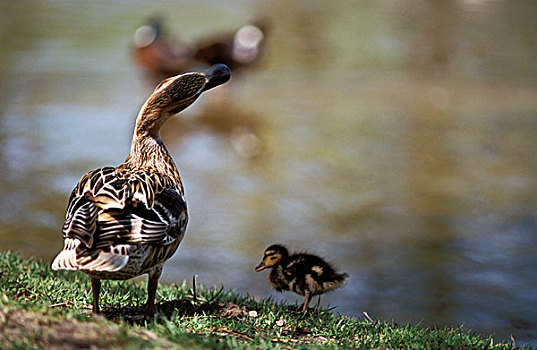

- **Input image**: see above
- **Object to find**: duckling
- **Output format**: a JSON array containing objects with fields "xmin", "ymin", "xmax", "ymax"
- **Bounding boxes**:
[
  {"xmin": 52, "ymin": 64, "xmax": 231, "ymax": 316},
  {"xmin": 133, "ymin": 16, "xmax": 194, "ymax": 77},
  {"xmin": 194, "ymin": 19, "xmax": 269, "ymax": 72},
  {"xmin": 255, "ymin": 244, "xmax": 348, "ymax": 313}
]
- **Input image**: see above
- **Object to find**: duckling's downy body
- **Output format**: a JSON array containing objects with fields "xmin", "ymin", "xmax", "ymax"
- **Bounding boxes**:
[
  {"xmin": 52, "ymin": 64, "xmax": 231, "ymax": 316},
  {"xmin": 255, "ymin": 245, "xmax": 348, "ymax": 313}
]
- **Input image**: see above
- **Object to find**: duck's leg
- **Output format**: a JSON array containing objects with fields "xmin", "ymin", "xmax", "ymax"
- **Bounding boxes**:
[
  {"xmin": 301, "ymin": 290, "xmax": 311, "ymax": 313},
  {"xmin": 145, "ymin": 267, "xmax": 162, "ymax": 317},
  {"xmin": 91, "ymin": 278, "xmax": 101, "ymax": 314}
]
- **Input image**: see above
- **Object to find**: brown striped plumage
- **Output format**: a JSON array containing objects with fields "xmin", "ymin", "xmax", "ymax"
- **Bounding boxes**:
[
  {"xmin": 52, "ymin": 64, "xmax": 230, "ymax": 316},
  {"xmin": 255, "ymin": 245, "xmax": 348, "ymax": 313}
]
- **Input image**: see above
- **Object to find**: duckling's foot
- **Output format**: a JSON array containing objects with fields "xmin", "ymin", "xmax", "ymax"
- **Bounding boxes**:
[{"xmin": 300, "ymin": 290, "xmax": 311, "ymax": 313}]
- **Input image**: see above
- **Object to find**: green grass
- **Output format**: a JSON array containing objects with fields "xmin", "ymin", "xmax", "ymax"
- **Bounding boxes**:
[{"xmin": 0, "ymin": 251, "xmax": 531, "ymax": 349}]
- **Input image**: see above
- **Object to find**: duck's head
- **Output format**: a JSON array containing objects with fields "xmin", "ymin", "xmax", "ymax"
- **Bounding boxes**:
[
  {"xmin": 255, "ymin": 244, "xmax": 289, "ymax": 272},
  {"xmin": 135, "ymin": 64, "xmax": 231, "ymax": 137}
]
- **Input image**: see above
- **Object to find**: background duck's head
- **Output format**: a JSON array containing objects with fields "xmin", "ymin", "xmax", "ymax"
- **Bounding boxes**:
[
  {"xmin": 255, "ymin": 244, "xmax": 289, "ymax": 272},
  {"xmin": 136, "ymin": 63, "xmax": 231, "ymax": 137},
  {"xmin": 133, "ymin": 16, "xmax": 164, "ymax": 49}
]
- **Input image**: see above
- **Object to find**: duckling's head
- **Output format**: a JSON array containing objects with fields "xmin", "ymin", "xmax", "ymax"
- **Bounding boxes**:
[
  {"xmin": 135, "ymin": 64, "xmax": 231, "ymax": 137},
  {"xmin": 255, "ymin": 244, "xmax": 289, "ymax": 272}
]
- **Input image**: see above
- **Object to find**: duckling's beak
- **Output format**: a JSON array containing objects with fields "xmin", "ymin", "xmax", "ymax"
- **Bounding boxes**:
[
  {"xmin": 255, "ymin": 262, "xmax": 266, "ymax": 272},
  {"xmin": 202, "ymin": 64, "xmax": 231, "ymax": 92}
]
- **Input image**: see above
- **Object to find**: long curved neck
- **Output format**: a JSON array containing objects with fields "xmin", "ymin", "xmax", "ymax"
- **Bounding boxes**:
[
  {"xmin": 134, "ymin": 97, "xmax": 172, "ymax": 139},
  {"xmin": 120, "ymin": 91, "xmax": 182, "ymax": 176}
]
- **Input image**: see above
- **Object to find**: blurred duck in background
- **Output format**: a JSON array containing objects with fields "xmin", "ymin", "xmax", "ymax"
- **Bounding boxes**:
[
  {"xmin": 133, "ymin": 17, "xmax": 194, "ymax": 77},
  {"xmin": 133, "ymin": 17, "xmax": 269, "ymax": 77}
]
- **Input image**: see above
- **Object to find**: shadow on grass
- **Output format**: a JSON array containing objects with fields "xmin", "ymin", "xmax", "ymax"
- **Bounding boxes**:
[{"xmin": 102, "ymin": 299, "xmax": 224, "ymax": 323}]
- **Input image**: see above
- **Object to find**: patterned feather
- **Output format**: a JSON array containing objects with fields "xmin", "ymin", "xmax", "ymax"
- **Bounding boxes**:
[{"xmin": 52, "ymin": 166, "xmax": 187, "ymax": 277}]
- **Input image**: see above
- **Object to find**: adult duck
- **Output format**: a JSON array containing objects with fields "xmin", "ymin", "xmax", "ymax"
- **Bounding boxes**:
[{"xmin": 52, "ymin": 64, "xmax": 231, "ymax": 316}]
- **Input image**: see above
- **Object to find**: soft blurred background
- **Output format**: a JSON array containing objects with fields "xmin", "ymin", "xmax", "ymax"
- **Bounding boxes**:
[{"xmin": 1, "ymin": 0, "xmax": 536, "ymax": 345}]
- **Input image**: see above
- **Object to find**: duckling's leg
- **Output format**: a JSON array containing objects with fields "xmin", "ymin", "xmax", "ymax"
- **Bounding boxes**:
[
  {"xmin": 301, "ymin": 290, "xmax": 311, "ymax": 313},
  {"xmin": 91, "ymin": 278, "xmax": 101, "ymax": 314},
  {"xmin": 145, "ymin": 267, "xmax": 162, "ymax": 317}
]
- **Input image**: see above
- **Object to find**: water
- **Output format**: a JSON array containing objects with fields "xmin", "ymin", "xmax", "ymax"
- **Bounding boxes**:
[{"xmin": 1, "ymin": 0, "xmax": 536, "ymax": 344}]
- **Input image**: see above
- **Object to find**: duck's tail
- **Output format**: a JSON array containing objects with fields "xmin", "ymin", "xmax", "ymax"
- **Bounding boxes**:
[
  {"xmin": 336, "ymin": 272, "xmax": 349, "ymax": 283},
  {"xmin": 51, "ymin": 238, "xmax": 128, "ymax": 272},
  {"xmin": 322, "ymin": 272, "xmax": 349, "ymax": 292},
  {"xmin": 51, "ymin": 238, "xmax": 80, "ymax": 270}
]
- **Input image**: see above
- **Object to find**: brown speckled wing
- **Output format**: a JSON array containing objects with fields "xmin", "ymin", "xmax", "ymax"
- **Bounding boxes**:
[{"xmin": 58, "ymin": 166, "xmax": 187, "ymax": 271}]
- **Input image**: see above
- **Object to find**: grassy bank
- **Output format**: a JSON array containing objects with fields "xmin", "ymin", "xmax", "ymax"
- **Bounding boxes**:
[{"xmin": 0, "ymin": 251, "xmax": 529, "ymax": 349}]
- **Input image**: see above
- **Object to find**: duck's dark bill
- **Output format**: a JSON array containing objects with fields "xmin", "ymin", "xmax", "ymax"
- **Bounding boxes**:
[
  {"xmin": 255, "ymin": 263, "xmax": 266, "ymax": 272},
  {"xmin": 203, "ymin": 64, "xmax": 231, "ymax": 91}
]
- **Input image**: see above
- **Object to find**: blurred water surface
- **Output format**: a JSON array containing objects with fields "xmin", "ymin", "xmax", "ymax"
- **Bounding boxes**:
[{"xmin": 1, "ymin": 0, "xmax": 536, "ymax": 343}]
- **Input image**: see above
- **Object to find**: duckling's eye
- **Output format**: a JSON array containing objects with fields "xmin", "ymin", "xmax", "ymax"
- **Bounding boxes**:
[{"xmin": 269, "ymin": 256, "xmax": 277, "ymax": 260}]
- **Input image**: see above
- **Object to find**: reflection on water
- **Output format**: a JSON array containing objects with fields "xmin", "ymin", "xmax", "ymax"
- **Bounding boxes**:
[{"xmin": 1, "ymin": 0, "xmax": 537, "ymax": 344}]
